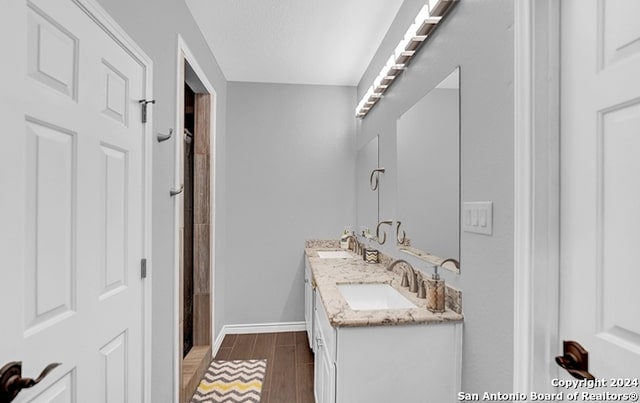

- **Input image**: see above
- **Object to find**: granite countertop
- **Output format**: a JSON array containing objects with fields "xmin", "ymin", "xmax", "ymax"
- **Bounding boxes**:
[{"xmin": 305, "ymin": 245, "xmax": 464, "ymax": 328}]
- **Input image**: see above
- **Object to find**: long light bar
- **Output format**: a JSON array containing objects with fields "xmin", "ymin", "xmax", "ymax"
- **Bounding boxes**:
[{"xmin": 355, "ymin": 0, "xmax": 458, "ymax": 119}]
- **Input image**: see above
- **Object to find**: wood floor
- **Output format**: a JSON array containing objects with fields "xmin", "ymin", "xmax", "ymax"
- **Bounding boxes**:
[{"xmin": 214, "ymin": 331, "xmax": 315, "ymax": 403}]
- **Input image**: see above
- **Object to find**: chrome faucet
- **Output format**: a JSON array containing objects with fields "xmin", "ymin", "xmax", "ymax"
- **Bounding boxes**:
[
  {"xmin": 416, "ymin": 272, "xmax": 427, "ymax": 299},
  {"xmin": 386, "ymin": 259, "xmax": 418, "ymax": 293},
  {"xmin": 344, "ymin": 235, "xmax": 361, "ymax": 255},
  {"xmin": 440, "ymin": 258, "xmax": 460, "ymax": 271}
]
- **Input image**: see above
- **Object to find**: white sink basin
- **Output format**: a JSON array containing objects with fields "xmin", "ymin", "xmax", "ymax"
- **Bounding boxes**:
[
  {"xmin": 317, "ymin": 250, "xmax": 353, "ymax": 259},
  {"xmin": 337, "ymin": 283, "xmax": 417, "ymax": 311}
]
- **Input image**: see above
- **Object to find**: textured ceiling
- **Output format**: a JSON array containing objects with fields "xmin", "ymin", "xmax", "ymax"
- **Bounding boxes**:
[{"xmin": 185, "ymin": 0, "xmax": 404, "ymax": 86}]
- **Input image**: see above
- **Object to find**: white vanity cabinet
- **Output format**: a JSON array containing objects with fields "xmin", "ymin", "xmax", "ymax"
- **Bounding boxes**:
[
  {"xmin": 313, "ymin": 292, "xmax": 463, "ymax": 403},
  {"xmin": 314, "ymin": 291, "xmax": 336, "ymax": 403},
  {"xmin": 304, "ymin": 256, "xmax": 314, "ymax": 350}
]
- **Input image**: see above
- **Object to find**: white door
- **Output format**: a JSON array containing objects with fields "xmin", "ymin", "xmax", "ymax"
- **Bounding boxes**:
[
  {"xmin": 560, "ymin": 0, "xmax": 640, "ymax": 388},
  {"xmin": 0, "ymin": 0, "xmax": 151, "ymax": 401}
]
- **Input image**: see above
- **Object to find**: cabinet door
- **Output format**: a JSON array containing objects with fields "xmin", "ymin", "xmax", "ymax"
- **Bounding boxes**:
[
  {"xmin": 313, "ymin": 301, "xmax": 336, "ymax": 403},
  {"xmin": 314, "ymin": 314, "xmax": 323, "ymax": 403},
  {"xmin": 320, "ymin": 348, "xmax": 335, "ymax": 403},
  {"xmin": 314, "ymin": 335, "xmax": 335, "ymax": 403}
]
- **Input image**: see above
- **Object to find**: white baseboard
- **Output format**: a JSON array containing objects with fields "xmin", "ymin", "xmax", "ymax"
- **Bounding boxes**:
[{"xmin": 212, "ymin": 321, "xmax": 306, "ymax": 356}]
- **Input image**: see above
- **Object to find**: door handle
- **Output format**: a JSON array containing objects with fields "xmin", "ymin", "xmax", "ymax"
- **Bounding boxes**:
[
  {"xmin": 0, "ymin": 361, "xmax": 61, "ymax": 402},
  {"xmin": 555, "ymin": 340, "xmax": 595, "ymax": 380}
]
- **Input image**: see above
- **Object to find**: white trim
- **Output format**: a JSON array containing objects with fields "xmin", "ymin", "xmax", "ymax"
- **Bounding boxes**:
[
  {"xmin": 513, "ymin": 0, "xmax": 534, "ymax": 392},
  {"xmin": 453, "ymin": 323, "xmax": 463, "ymax": 396},
  {"xmin": 72, "ymin": 1, "xmax": 154, "ymax": 402},
  {"xmin": 513, "ymin": 0, "xmax": 560, "ymax": 394},
  {"xmin": 142, "ymin": 41, "xmax": 154, "ymax": 403},
  {"xmin": 174, "ymin": 34, "xmax": 218, "ymax": 403},
  {"xmin": 177, "ymin": 35, "xmax": 218, "ymax": 352},
  {"xmin": 72, "ymin": 0, "xmax": 150, "ymax": 67},
  {"xmin": 212, "ymin": 322, "xmax": 307, "ymax": 355},
  {"xmin": 172, "ymin": 41, "xmax": 182, "ymax": 403},
  {"xmin": 172, "ymin": 40, "xmax": 182, "ymax": 403}
]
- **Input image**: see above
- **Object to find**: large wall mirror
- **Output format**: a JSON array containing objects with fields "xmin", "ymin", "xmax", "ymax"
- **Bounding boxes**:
[
  {"xmin": 396, "ymin": 67, "xmax": 460, "ymax": 272},
  {"xmin": 356, "ymin": 135, "xmax": 379, "ymax": 238}
]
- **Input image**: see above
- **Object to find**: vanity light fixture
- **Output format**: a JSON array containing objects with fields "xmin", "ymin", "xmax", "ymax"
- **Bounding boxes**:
[{"xmin": 355, "ymin": 0, "xmax": 458, "ymax": 119}]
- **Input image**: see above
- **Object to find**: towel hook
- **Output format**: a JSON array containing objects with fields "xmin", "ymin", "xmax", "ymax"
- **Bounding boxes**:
[
  {"xmin": 369, "ymin": 168, "xmax": 385, "ymax": 191},
  {"xmin": 138, "ymin": 99, "xmax": 155, "ymax": 124},
  {"xmin": 375, "ymin": 220, "xmax": 393, "ymax": 245},
  {"xmin": 170, "ymin": 185, "xmax": 183, "ymax": 197},
  {"xmin": 157, "ymin": 128, "xmax": 173, "ymax": 143}
]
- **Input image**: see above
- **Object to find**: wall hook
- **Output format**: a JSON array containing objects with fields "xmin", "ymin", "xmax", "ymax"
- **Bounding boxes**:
[
  {"xmin": 375, "ymin": 220, "xmax": 393, "ymax": 245},
  {"xmin": 170, "ymin": 185, "xmax": 183, "ymax": 197},
  {"xmin": 157, "ymin": 128, "xmax": 173, "ymax": 143},
  {"xmin": 369, "ymin": 168, "xmax": 385, "ymax": 191}
]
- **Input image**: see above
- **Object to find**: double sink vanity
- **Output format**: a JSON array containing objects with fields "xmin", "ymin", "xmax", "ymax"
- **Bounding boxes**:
[
  {"xmin": 305, "ymin": 65, "xmax": 465, "ymax": 402},
  {"xmin": 304, "ymin": 241, "xmax": 463, "ymax": 403}
]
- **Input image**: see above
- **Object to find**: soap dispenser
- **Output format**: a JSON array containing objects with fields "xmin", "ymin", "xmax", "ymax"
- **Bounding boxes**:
[{"xmin": 426, "ymin": 264, "xmax": 445, "ymax": 313}]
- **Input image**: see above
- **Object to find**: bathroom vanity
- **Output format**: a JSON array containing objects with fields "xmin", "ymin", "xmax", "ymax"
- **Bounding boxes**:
[{"xmin": 304, "ymin": 243, "xmax": 463, "ymax": 403}]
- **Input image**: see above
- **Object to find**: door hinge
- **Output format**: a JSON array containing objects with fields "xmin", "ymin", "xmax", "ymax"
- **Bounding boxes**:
[
  {"xmin": 141, "ymin": 258, "xmax": 148, "ymax": 279},
  {"xmin": 138, "ymin": 99, "xmax": 155, "ymax": 123}
]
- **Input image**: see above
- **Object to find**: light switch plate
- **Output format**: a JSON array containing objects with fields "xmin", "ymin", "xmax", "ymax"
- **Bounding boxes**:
[{"xmin": 463, "ymin": 201, "xmax": 493, "ymax": 235}]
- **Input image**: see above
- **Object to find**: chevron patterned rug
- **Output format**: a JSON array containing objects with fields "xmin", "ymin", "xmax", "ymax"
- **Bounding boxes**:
[{"xmin": 191, "ymin": 359, "xmax": 266, "ymax": 403}]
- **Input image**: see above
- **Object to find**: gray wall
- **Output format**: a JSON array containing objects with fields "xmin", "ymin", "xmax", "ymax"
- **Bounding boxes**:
[
  {"xmin": 356, "ymin": 0, "xmax": 514, "ymax": 394},
  {"xmin": 224, "ymin": 82, "xmax": 356, "ymax": 325},
  {"xmin": 94, "ymin": 1, "xmax": 228, "ymax": 401}
]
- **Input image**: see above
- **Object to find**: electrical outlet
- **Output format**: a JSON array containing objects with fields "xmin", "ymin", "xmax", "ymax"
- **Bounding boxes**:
[{"xmin": 462, "ymin": 201, "xmax": 493, "ymax": 235}]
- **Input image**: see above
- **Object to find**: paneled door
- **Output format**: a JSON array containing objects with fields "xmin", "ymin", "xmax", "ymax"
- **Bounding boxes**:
[
  {"xmin": 0, "ymin": 0, "xmax": 151, "ymax": 401},
  {"xmin": 560, "ymin": 0, "xmax": 640, "ymax": 385}
]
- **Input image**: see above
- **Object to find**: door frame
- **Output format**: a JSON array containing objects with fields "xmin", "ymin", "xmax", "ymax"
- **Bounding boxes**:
[
  {"xmin": 513, "ymin": 0, "xmax": 561, "ymax": 393},
  {"xmin": 173, "ymin": 34, "xmax": 217, "ymax": 403}
]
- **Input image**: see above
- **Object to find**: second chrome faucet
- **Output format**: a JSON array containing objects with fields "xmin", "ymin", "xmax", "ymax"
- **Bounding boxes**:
[{"xmin": 386, "ymin": 259, "xmax": 419, "ymax": 294}]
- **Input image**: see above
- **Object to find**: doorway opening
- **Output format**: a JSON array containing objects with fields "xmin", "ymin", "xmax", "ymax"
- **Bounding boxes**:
[
  {"xmin": 183, "ymin": 82, "xmax": 195, "ymax": 358},
  {"xmin": 178, "ymin": 54, "xmax": 214, "ymax": 403}
]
